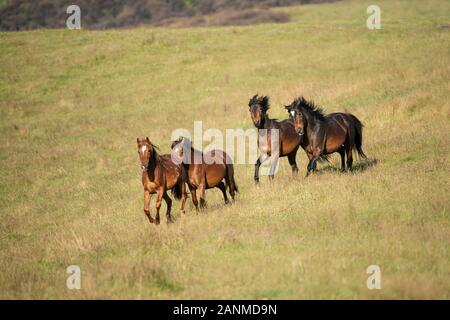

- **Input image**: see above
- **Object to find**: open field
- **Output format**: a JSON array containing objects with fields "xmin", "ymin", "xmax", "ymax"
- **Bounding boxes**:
[{"xmin": 0, "ymin": 0, "xmax": 449, "ymax": 299}]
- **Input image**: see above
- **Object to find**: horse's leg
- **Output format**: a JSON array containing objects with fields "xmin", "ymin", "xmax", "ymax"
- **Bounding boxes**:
[
  {"xmin": 268, "ymin": 152, "xmax": 280, "ymax": 181},
  {"xmin": 199, "ymin": 182, "xmax": 207, "ymax": 210},
  {"xmin": 189, "ymin": 186, "xmax": 199, "ymax": 212},
  {"xmin": 144, "ymin": 190, "xmax": 154, "ymax": 224},
  {"xmin": 304, "ymin": 151, "xmax": 313, "ymax": 177},
  {"xmin": 154, "ymin": 189, "xmax": 164, "ymax": 225},
  {"xmin": 307, "ymin": 149, "xmax": 322, "ymax": 176},
  {"xmin": 254, "ymin": 158, "xmax": 261, "ymax": 185},
  {"xmin": 346, "ymin": 143, "xmax": 354, "ymax": 171},
  {"xmin": 216, "ymin": 181, "xmax": 229, "ymax": 205},
  {"xmin": 180, "ymin": 182, "xmax": 187, "ymax": 216},
  {"xmin": 338, "ymin": 146, "xmax": 346, "ymax": 171},
  {"xmin": 287, "ymin": 149, "xmax": 299, "ymax": 175},
  {"xmin": 163, "ymin": 192, "xmax": 174, "ymax": 224},
  {"xmin": 254, "ymin": 154, "xmax": 269, "ymax": 184},
  {"xmin": 345, "ymin": 125, "xmax": 355, "ymax": 171}
]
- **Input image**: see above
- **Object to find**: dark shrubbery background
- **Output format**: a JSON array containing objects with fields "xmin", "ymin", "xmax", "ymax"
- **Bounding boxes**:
[{"xmin": 0, "ymin": 0, "xmax": 336, "ymax": 30}]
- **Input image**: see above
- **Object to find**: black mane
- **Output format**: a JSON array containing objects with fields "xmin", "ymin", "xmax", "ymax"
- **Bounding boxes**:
[
  {"xmin": 249, "ymin": 94, "xmax": 270, "ymax": 112},
  {"xmin": 294, "ymin": 96, "xmax": 325, "ymax": 121}
]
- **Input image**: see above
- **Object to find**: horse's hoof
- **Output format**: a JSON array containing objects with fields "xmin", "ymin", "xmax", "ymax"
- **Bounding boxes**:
[{"xmin": 155, "ymin": 219, "xmax": 160, "ymax": 225}]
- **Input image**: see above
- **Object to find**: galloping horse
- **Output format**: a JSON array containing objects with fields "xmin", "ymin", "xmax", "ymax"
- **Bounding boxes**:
[
  {"xmin": 171, "ymin": 137, "xmax": 238, "ymax": 210},
  {"xmin": 248, "ymin": 94, "xmax": 301, "ymax": 184},
  {"xmin": 285, "ymin": 97, "xmax": 367, "ymax": 175},
  {"xmin": 137, "ymin": 137, "xmax": 187, "ymax": 225}
]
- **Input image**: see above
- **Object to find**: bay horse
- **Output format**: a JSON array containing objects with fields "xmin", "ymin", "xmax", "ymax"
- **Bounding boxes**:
[
  {"xmin": 285, "ymin": 96, "xmax": 367, "ymax": 175},
  {"xmin": 171, "ymin": 137, "xmax": 238, "ymax": 210},
  {"xmin": 137, "ymin": 137, "xmax": 187, "ymax": 225},
  {"xmin": 248, "ymin": 94, "xmax": 301, "ymax": 184}
]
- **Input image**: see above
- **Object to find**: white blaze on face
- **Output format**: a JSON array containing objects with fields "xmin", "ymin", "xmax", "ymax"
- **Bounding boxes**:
[
  {"xmin": 290, "ymin": 110, "xmax": 296, "ymax": 118},
  {"xmin": 141, "ymin": 145, "xmax": 147, "ymax": 154}
]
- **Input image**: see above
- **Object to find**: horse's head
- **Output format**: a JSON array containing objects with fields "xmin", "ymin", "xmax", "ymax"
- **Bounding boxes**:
[
  {"xmin": 137, "ymin": 137, "xmax": 155, "ymax": 171},
  {"xmin": 170, "ymin": 137, "xmax": 191, "ymax": 165},
  {"xmin": 285, "ymin": 99, "xmax": 305, "ymax": 136},
  {"xmin": 248, "ymin": 94, "xmax": 270, "ymax": 128}
]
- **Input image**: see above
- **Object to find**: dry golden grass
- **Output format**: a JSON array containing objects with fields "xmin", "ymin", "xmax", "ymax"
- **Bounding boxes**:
[{"xmin": 0, "ymin": 0, "xmax": 449, "ymax": 299}]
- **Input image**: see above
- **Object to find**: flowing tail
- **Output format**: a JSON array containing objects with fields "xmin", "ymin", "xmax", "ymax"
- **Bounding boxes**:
[
  {"xmin": 350, "ymin": 114, "xmax": 367, "ymax": 159},
  {"xmin": 226, "ymin": 163, "xmax": 238, "ymax": 194},
  {"xmin": 231, "ymin": 175, "xmax": 238, "ymax": 193},
  {"xmin": 172, "ymin": 181, "xmax": 183, "ymax": 200}
]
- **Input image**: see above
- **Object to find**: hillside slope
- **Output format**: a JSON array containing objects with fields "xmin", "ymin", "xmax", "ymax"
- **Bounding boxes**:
[
  {"xmin": 0, "ymin": 0, "xmax": 449, "ymax": 299},
  {"xmin": 0, "ymin": 0, "xmax": 334, "ymax": 30}
]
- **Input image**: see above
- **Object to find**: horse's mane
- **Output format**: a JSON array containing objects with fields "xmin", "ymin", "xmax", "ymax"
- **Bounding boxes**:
[
  {"xmin": 148, "ymin": 142, "xmax": 162, "ymax": 163},
  {"xmin": 294, "ymin": 96, "xmax": 325, "ymax": 121},
  {"xmin": 249, "ymin": 94, "xmax": 270, "ymax": 112}
]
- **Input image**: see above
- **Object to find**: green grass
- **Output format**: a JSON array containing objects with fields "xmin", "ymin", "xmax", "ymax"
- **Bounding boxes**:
[{"xmin": 0, "ymin": 0, "xmax": 449, "ymax": 299}]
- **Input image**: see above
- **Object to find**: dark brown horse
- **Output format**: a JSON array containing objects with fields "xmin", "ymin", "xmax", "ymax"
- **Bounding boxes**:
[
  {"xmin": 285, "ymin": 97, "xmax": 367, "ymax": 175},
  {"xmin": 248, "ymin": 94, "xmax": 301, "ymax": 184},
  {"xmin": 171, "ymin": 137, "xmax": 238, "ymax": 210},
  {"xmin": 137, "ymin": 137, "xmax": 187, "ymax": 225}
]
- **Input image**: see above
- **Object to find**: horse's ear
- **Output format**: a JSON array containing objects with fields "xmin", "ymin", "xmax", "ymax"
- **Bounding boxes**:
[
  {"xmin": 146, "ymin": 137, "xmax": 150, "ymax": 143},
  {"xmin": 262, "ymin": 96, "xmax": 269, "ymax": 109},
  {"xmin": 284, "ymin": 105, "xmax": 290, "ymax": 110},
  {"xmin": 249, "ymin": 94, "xmax": 257, "ymax": 106},
  {"xmin": 137, "ymin": 138, "xmax": 140, "ymax": 144}
]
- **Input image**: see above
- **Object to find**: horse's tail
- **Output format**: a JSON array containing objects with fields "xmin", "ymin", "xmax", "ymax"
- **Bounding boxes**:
[
  {"xmin": 226, "ymin": 163, "xmax": 238, "ymax": 194},
  {"xmin": 231, "ymin": 175, "xmax": 238, "ymax": 193},
  {"xmin": 172, "ymin": 181, "xmax": 183, "ymax": 200},
  {"xmin": 350, "ymin": 115, "xmax": 367, "ymax": 159}
]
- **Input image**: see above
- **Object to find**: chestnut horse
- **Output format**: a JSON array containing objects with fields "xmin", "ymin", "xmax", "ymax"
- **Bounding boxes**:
[
  {"xmin": 248, "ymin": 94, "xmax": 301, "ymax": 184},
  {"xmin": 285, "ymin": 97, "xmax": 367, "ymax": 175},
  {"xmin": 137, "ymin": 137, "xmax": 187, "ymax": 225},
  {"xmin": 171, "ymin": 137, "xmax": 238, "ymax": 210}
]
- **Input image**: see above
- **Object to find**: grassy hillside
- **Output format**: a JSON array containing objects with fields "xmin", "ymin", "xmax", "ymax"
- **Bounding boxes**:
[{"xmin": 0, "ymin": 0, "xmax": 449, "ymax": 299}]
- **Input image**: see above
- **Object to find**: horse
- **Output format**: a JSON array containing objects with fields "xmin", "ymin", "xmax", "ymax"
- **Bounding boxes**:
[
  {"xmin": 285, "ymin": 96, "xmax": 367, "ymax": 175},
  {"xmin": 137, "ymin": 137, "xmax": 188, "ymax": 225},
  {"xmin": 248, "ymin": 94, "xmax": 302, "ymax": 184},
  {"xmin": 170, "ymin": 137, "xmax": 238, "ymax": 210}
]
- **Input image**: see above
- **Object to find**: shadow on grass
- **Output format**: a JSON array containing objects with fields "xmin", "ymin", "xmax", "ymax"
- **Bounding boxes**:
[{"xmin": 319, "ymin": 158, "xmax": 379, "ymax": 174}]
